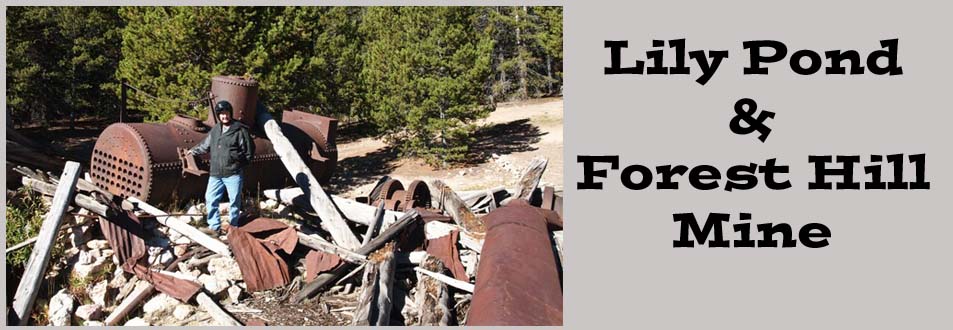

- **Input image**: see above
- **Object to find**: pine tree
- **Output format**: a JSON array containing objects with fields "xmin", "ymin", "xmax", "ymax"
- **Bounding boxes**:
[{"xmin": 361, "ymin": 7, "xmax": 494, "ymax": 166}]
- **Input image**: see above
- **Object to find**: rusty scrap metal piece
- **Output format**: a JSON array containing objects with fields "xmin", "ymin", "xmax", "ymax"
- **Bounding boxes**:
[
  {"xmin": 177, "ymin": 147, "xmax": 208, "ymax": 177},
  {"xmin": 425, "ymin": 230, "xmax": 468, "ymax": 282},
  {"xmin": 97, "ymin": 208, "xmax": 202, "ymax": 302},
  {"xmin": 208, "ymin": 76, "xmax": 259, "ymax": 127},
  {"xmin": 91, "ymin": 77, "xmax": 338, "ymax": 205},
  {"xmin": 468, "ymin": 200, "xmax": 562, "ymax": 326},
  {"xmin": 305, "ymin": 250, "xmax": 342, "ymax": 282},
  {"xmin": 227, "ymin": 217, "xmax": 297, "ymax": 292},
  {"xmin": 401, "ymin": 180, "xmax": 431, "ymax": 211}
]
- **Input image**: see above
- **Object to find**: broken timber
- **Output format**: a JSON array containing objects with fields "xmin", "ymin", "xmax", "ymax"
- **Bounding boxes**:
[
  {"xmin": 414, "ymin": 256, "xmax": 451, "ymax": 325},
  {"xmin": 414, "ymin": 267, "xmax": 474, "ymax": 293},
  {"xmin": 294, "ymin": 209, "xmax": 421, "ymax": 303},
  {"xmin": 353, "ymin": 243, "xmax": 396, "ymax": 326},
  {"xmin": 263, "ymin": 187, "xmax": 403, "ymax": 226},
  {"xmin": 512, "ymin": 157, "xmax": 549, "ymax": 201},
  {"xmin": 128, "ymin": 197, "xmax": 231, "ymax": 257},
  {"xmin": 10, "ymin": 161, "xmax": 81, "ymax": 325},
  {"xmin": 432, "ymin": 180, "xmax": 485, "ymax": 233},
  {"xmin": 197, "ymin": 292, "xmax": 242, "ymax": 326},
  {"xmin": 262, "ymin": 115, "xmax": 362, "ymax": 250}
]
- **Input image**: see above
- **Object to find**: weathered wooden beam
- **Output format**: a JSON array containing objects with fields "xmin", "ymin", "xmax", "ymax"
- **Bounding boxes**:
[
  {"xmin": 104, "ymin": 280, "xmax": 154, "ymax": 326},
  {"xmin": 353, "ymin": 243, "xmax": 396, "ymax": 326},
  {"xmin": 262, "ymin": 118, "xmax": 362, "ymax": 250},
  {"xmin": 263, "ymin": 187, "xmax": 404, "ymax": 226},
  {"xmin": 414, "ymin": 256, "xmax": 451, "ymax": 325},
  {"xmin": 196, "ymin": 292, "xmax": 242, "ymax": 326},
  {"xmin": 512, "ymin": 157, "xmax": 548, "ymax": 201},
  {"xmin": 293, "ymin": 209, "xmax": 421, "ymax": 303},
  {"xmin": 128, "ymin": 197, "xmax": 231, "ymax": 257},
  {"xmin": 22, "ymin": 177, "xmax": 110, "ymax": 217},
  {"xmin": 425, "ymin": 221, "xmax": 484, "ymax": 253},
  {"xmin": 267, "ymin": 216, "xmax": 367, "ymax": 264},
  {"xmin": 432, "ymin": 180, "xmax": 485, "ymax": 234},
  {"xmin": 415, "ymin": 267, "xmax": 474, "ymax": 293},
  {"xmin": 11, "ymin": 161, "xmax": 81, "ymax": 325}
]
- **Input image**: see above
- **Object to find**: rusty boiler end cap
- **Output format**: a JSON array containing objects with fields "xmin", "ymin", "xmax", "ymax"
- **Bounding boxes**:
[{"xmin": 212, "ymin": 75, "xmax": 259, "ymax": 87}]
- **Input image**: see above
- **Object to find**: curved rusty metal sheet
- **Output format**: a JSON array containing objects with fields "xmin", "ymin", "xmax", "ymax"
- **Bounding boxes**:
[
  {"xmin": 467, "ymin": 200, "xmax": 563, "ymax": 326},
  {"xmin": 209, "ymin": 75, "xmax": 259, "ymax": 128}
]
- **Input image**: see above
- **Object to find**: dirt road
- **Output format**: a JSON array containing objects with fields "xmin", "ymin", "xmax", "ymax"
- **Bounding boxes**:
[{"xmin": 330, "ymin": 97, "xmax": 564, "ymax": 198}]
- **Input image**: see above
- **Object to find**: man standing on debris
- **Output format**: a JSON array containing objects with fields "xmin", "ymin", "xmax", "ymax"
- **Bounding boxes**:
[{"xmin": 188, "ymin": 100, "xmax": 255, "ymax": 236}]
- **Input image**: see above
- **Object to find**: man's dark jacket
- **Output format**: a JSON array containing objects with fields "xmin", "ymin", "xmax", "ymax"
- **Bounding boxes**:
[{"xmin": 190, "ymin": 122, "xmax": 255, "ymax": 177}]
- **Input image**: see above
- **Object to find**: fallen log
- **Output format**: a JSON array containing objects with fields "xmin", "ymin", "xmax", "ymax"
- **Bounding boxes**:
[
  {"xmin": 293, "ymin": 209, "xmax": 421, "ymax": 303},
  {"xmin": 128, "ymin": 197, "xmax": 231, "ymax": 257},
  {"xmin": 196, "ymin": 292, "xmax": 242, "ymax": 326},
  {"xmin": 414, "ymin": 256, "xmax": 451, "ymax": 325},
  {"xmin": 261, "ymin": 113, "xmax": 362, "ymax": 250},
  {"xmin": 10, "ymin": 161, "xmax": 80, "ymax": 325}
]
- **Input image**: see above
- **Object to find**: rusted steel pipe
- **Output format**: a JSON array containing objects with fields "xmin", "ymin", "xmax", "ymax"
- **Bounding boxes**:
[
  {"xmin": 90, "ymin": 76, "xmax": 338, "ymax": 204},
  {"xmin": 467, "ymin": 200, "xmax": 563, "ymax": 326}
]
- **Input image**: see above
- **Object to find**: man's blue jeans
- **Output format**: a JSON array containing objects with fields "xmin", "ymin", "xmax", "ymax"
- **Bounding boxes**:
[{"xmin": 205, "ymin": 174, "xmax": 242, "ymax": 230}]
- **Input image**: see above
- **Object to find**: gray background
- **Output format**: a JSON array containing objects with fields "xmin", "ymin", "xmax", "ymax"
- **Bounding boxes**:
[
  {"xmin": 566, "ymin": 0, "xmax": 952, "ymax": 328},
  {"xmin": 4, "ymin": 0, "xmax": 952, "ymax": 328}
]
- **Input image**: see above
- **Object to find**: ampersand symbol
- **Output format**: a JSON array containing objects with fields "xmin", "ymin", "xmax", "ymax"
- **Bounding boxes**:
[{"xmin": 729, "ymin": 98, "xmax": 775, "ymax": 143}]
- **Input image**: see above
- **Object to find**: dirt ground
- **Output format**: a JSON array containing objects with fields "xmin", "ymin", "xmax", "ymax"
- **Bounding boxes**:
[{"xmin": 329, "ymin": 97, "xmax": 564, "ymax": 198}]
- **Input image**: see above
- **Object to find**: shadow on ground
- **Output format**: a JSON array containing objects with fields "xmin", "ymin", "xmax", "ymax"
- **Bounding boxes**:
[
  {"xmin": 466, "ymin": 118, "xmax": 545, "ymax": 165},
  {"xmin": 328, "ymin": 146, "xmax": 399, "ymax": 193}
]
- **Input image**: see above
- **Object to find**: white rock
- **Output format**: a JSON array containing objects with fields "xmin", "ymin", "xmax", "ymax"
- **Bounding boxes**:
[
  {"xmin": 208, "ymin": 257, "xmax": 242, "ymax": 282},
  {"xmin": 84, "ymin": 320, "xmax": 104, "ymax": 326},
  {"xmin": 199, "ymin": 274, "xmax": 229, "ymax": 296},
  {"xmin": 88, "ymin": 280, "xmax": 110, "ymax": 307},
  {"xmin": 86, "ymin": 239, "xmax": 109, "ymax": 250},
  {"xmin": 124, "ymin": 317, "xmax": 150, "ymax": 326},
  {"xmin": 142, "ymin": 293, "xmax": 178, "ymax": 316},
  {"xmin": 172, "ymin": 304, "xmax": 194, "ymax": 321},
  {"xmin": 228, "ymin": 285, "xmax": 243, "ymax": 303},
  {"xmin": 75, "ymin": 304, "xmax": 103, "ymax": 321},
  {"xmin": 187, "ymin": 204, "xmax": 206, "ymax": 224},
  {"xmin": 47, "ymin": 289, "xmax": 74, "ymax": 326},
  {"xmin": 72, "ymin": 255, "xmax": 107, "ymax": 279}
]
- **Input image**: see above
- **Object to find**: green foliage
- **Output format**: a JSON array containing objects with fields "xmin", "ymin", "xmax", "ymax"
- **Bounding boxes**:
[
  {"xmin": 8, "ymin": 6, "xmax": 562, "ymax": 166},
  {"xmin": 6, "ymin": 7, "xmax": 123, "ymax": 127},
  {"xmin": 5, "ymin": 188, "xmax": 49, "ymax": 268},
  {"xmin": 361, "ymin": 7, "xmax": 494, "ymax": 166},
  {"xmin": 483, "ymin": 6, "xmax": 563, "ymax": 101}
]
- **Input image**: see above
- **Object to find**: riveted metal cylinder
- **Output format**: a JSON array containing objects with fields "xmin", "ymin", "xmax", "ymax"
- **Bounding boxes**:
[
  {"xmin": 209, "ymin": 76, "xmax": 259, "ymax": 128},
  {"xmin": 467, "ymin": 200, "xmax": 563, "ymax": 326},
  {"xmin": 91, "ymin": 111, "xmax": 338, "ymax": 205}
]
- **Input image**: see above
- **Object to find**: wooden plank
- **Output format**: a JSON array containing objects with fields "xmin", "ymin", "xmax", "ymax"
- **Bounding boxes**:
[
  {"xmin": 263, "ymin": 187, "xmax": 404, "ymax": 226},
  {"xmin": 363, "ymin": 202, "xmax": 386, "ymax": 245},
  {"xmin": 293, "ymin": 209, "xmax": 421, "ymax": 303},
  {"xmin": 128, "ymin": 197, "xmax": 231, "ymax": 257},
  {"xmin": 353, "ymin": 243, "xmax": 396, "ymax": 326},
  {"xmin": 22, "ymin": 177, "xmax": 110, "ymax": 217},
  {"xmin": 414, "ymin": 267, "xmax": 474, "ymax": 293},
  {"xmin": 513, "ymin": 157, "xmax": 548, "ymax": 201},
  {"xmin": 104, "ymin": 280, "xmax": 154, "ymax": 326},
  {"xmin": 425, "ymin": 221, "xmax": 484, "ymax": 253},
  {"xmin": 196, "ymin": 292, "xmax": 242, "ymax": 326},
  {"xmin": 432, "ymin": 180, "xmax": 485, "ymax": 234},
  {"xmin": 262, "ymin": 119, "xmax": 362, "ymax": 250},
  {"xmin": 11, "ymin": 161, "xmax": 81, "ymax": 325}
]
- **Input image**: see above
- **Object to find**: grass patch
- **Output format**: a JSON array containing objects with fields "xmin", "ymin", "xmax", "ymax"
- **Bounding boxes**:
[{"xmin": 6, "ymin": 187, "xmax": 50, "ymax": 268}]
